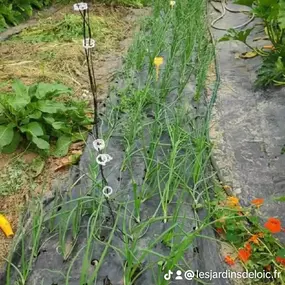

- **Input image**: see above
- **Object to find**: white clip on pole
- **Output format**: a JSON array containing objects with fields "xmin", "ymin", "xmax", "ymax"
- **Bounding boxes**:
[
  {"xmin": 102, "ymin": 186, "xmax": 113, "ymax": 198},
  {"xmin": 73, "ymin": 2, "xmax": 88, "ymax": 11}
]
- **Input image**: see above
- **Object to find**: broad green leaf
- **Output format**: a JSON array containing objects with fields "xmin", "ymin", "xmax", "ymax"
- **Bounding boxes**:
[
  {"xmin": 254, "ymin": 1, "xmax": 279, "ymax": 20},
  {"xmin": 28, "ymin": 84, "xmax": 38, "ymax": 98},
  {"xmin": 0, "ymin": 124, "xmax": 14, "ymax": 147},
  {"xmin": 21, "ymin": 118, "xmax": 30, "ymax": 125},
  {"xmin": 233, "ymin": 0, "xmax": 254, "ymax": 7},
  {"xmin": 0, "ymin": 114, "xmax": 8, "ymax": 124},
  {"xmin": 1, "ymin": 131, "xmax": 21, "ymax": 153},
  {"xmin": 259, "ymin": 0, "xmax": 277, "ymax": 6},
  {"xmin": 276, "ymin": 249, "xmax": 285, "ymax": 258},
  {"xmin": 6, "ymin": 95, "xmax": 30, "ymax": 111},
  {"xmin": 20, "ymin": 122, "xmax": 44, "ymax": 137},
  {"xmin": 53, "ymin": 135, "xmax": 72, "ymax": 157},
  {"xmin": 32, "ymin": 136, "xmax": 50, "ymax": 150},
  {"xmin": 37, "ymin": 100, "xmax": 66, "ymax": 113},
  {"xmin": 29, "ymin": 110, "xmax": 42, "ymax": 119},
  {"xmin": 225, "ymin": 232, "xmax": 242, "ymax": 243},
  {"xmin": 12, "ymin": 80, "xmax": 28, "ymax": 98},
  {"xmin": 43, "ymin": 116, "xmax": 55, "ymax": 124},
  {"xmin": 35, "ymin": 83, "xmax": 72, "ymax": 99},
  {"xmin": 52, "ymin": 121, "xmax": 66, "ymax": 130},
  {"xmin": 219, "ymin": 28, "xmax": 254, "ymax": 44}
]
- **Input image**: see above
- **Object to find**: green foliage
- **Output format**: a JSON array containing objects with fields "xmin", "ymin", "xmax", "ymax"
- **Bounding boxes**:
[
  {"xmin": 0, "ymin": 80, "xmax": 92, "ymax": 156},
  {"xmin": 212, "ymin": 186, "xmax": 284, "ymax": 280},
  {"xmin": 234, "ymin": 0, "xmax": 254, "ymax": 7},
  {"xmin": 14, "ymin": 14, "xmax": 119, "ymax": 45},
  {"xmin": 220, "ymin": 0, "xmax": 285, "ymax": 88},
  {"xmin": 0, "ymin": 0, "xmax": 52, "ymax": 31},
  {"xmin": 255, "ymin": 54, "xmax": 285, "ymax": 87},
  {"xmin": 95, "ymin": 0, "xmax": 151, "ymax": 7},
  {"xmin": 0, "ymin": 0, "xmax": 151, "ymax": 32},
  {"xmin": 0, "ymin": 159, "xmax": 29, "ymax": 196},
  {"xmin": 219, "ymin": 28, "xmax": 254, "ymax": 45}
]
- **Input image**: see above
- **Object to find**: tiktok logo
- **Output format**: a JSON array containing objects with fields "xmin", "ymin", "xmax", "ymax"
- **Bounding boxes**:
[{"xmin": 164, "ymin": 270, "xmax": 173, "ymax": 280}]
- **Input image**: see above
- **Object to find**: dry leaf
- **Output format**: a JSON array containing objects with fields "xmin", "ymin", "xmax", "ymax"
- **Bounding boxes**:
[
  {"xmin": 263, "ymin": 45, "xmax": 275, "ymax": 50},
  {"xmin": 239, "ymin": 51, "xmax": 258, "ymax": 59},
  {"xmin": 53, "ymin": 152, "xmax": 82, "ymax": 171}
]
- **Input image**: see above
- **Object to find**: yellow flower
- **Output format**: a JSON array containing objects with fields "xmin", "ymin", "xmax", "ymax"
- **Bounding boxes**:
[
  {"xmin": 226, "ymin": 196, "xmax": 239, "ymax": 207},
  {"xmin": 170, "ymin": 1, "xmax": 176, "ymax": 8}
]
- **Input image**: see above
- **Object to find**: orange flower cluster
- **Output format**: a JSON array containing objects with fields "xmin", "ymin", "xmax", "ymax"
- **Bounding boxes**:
[
  {"xmin": 224, "ymin": 255, "xmax": 235, "ymax": 266},
  {"xmin": 251, "ymin": 198, "xmax": 264, "ymax": 208},
  {"xmin": 220, "ymin": 196, "xmax": 285, "ymax": 269},
  {"xmin": 248, "ymin": 233, "xmax": 264, "ymax": 245},
  {"xmin": 264, "ymin": 217, "xmax": 282, "ymax": 233},
  {"xmin": 276, "ymin": 256, "xmax": 285, "ymax": 266},
  {"xmin": 238, "ymin": 245, "xmax": 251, "ymax": 263},
  {"xmin": 227, "ymin": 196, "xmax": 239, "ymax": 207}
]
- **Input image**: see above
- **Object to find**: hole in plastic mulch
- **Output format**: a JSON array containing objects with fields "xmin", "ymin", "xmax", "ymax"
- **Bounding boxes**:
[
  {"xmin": 193, "ymin": 247, "xmax": 199, "ymax": 254},
  {"xmin": 91, "ymin": 259, "xmax": 99, "ymax": 266}
]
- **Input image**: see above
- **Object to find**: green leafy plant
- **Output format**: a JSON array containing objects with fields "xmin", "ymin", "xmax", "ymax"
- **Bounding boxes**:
[
  {"xmin": 219, "ymin": 0, "xmax": 285, "ymax": 87},
  {"xmin": 0, "ymin": 80, "xmax": 91, "ymax": 156},
  {"xmin": 0, "ymin": 0, "xmax": 52, "ymax": 31},
  {"xmin": 212, "ymin": 186, "xmax": 285, "ymax": 282}
]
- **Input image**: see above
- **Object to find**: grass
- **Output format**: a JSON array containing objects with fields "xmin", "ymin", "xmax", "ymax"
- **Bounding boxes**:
[
  {"xmin": 0, "ymin": 159, "xmax": 29, "ymax": 196},
  {"xmin": 12, "ymin": 13, "xmax": 126, "ymax": 52},
  {"xmin": 3, "ymin": 0, "xmax": 285, "ymax": 285},
  {"xmin": 95, "ymin": 0, "xmax": 151, "ymax": 7}
]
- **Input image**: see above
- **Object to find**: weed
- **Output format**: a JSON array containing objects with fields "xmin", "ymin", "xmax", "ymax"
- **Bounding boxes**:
[
  {"xmin": 13, "ymin": 13, "xmax": 126, "ymax": 51},
  {"xmin": 0, "ymin": 159, "xmax": 29, "ymax": 196},
  {"xmin": 219, "ymin": 0, "xmax": 285, "ymax": 87},
  {"xmin": 0, "ymin": 80, "xmax": 91, "ymax": 156},
  {"xmin": 0, "ymin": 0, "xmax": 52, "ymax": 31}
]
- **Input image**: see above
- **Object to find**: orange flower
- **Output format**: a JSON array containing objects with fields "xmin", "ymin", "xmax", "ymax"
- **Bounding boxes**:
[
  {"xmin": 251, "ymin": 198, "xmax": 264, "ymax": 208},
  {"xmin": 227, "ymin": 196, "xmax": 239, "ymax": 207},
  {"xmin": 224, "ymin": 255, "xmax": 235, "ymax": 266},
  {"xmin": 264, "ymin": 217, "xmax": 282, "ymax": 233},
  {"xmin": 238, "ymin": 248, "xmax": 251, "ymax": 263},
  {"xmin": 257, "ymin": 232, "xmax": 264, "ymax": 238},
  {"xmin": 245, "ymin": 242, "xmax": 252, "ymax": 253},
  {"xmin": 276, "ymin": 256, "xmax": 285, "ymax": 266},
  {"xmin": 248, "ymin": 234, "xmax": 260, "ymax": 245}
]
